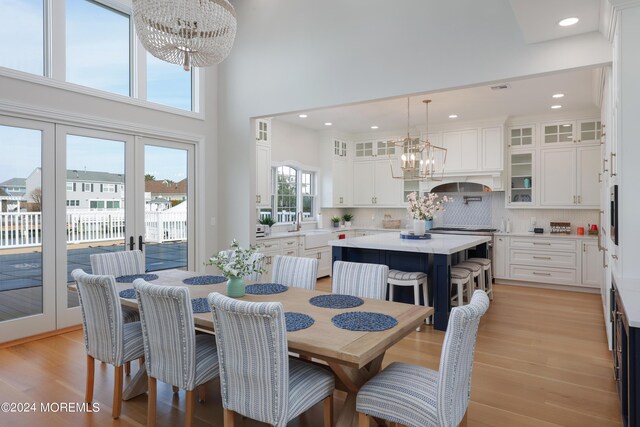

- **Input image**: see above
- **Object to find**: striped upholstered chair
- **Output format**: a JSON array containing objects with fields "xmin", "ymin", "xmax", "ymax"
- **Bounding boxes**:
[
  {"xmin": 90, "ymin": 250, "xmax": 144, "ymax": 323},
  {"xmin": 208, "ymin": 292, "xmax": 335, "ymax": 427},
  {"xmin": 272, "ymin": 255, "xmax": 318, "ymax": 290},
  {"xmin": 356, "ymin": 290, "xmax": 490, "ymax": 427},
  {"xmin": 332, "ymin": 260, "xmax": 389, "ymax": 300},
  {"xmin": 71, "ymin": 269, "xmax": 145, "ymax": 419},
  {"xmin": 134, "ymin": 280, "xmax": 220, "ymax": 427}
]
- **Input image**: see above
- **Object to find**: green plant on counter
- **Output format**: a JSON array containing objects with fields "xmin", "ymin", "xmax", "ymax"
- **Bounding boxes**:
[
  {"xmin": 330, "ymin": 216, "xmax": 341, "ymax": 224},
  {"xmin": 258, "ymin": 216, "xmax": 276, "ymax": 227},
  {"xmin": 342, "ymin": 213, "xmax": 353, "ymax": 222}
]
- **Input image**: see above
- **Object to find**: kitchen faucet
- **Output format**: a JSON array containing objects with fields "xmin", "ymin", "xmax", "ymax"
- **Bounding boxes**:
[{"xmin": 290, "ymin": 211, "xmax": 303, "ymax": 232}]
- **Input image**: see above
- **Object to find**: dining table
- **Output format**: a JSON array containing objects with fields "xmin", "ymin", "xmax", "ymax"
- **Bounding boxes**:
[{"xmin": 113, "ymin": 269, "xmax": 432, "ymax": 427}]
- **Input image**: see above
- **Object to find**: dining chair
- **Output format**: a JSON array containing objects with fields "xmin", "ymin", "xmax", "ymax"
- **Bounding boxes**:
[
  {"xmin": 332, "ymin": 260, "xmax": 389, "ymax": 300},
  {"xmin": 134, "ymin": 280, "xmax": 220, "ymax": 427},
  {"xmin": 356, "ymin": 290, "xmax": 490, "ymax": 427},
  {"xmin": 272, "ymin": 255, "xmax": 318, "ymax": 289},
  {"xmin": 71, "ymin": 269, "xmax": 145, "ymax": 419},
  {"xmin": 90, "ymin": 249, "xmax": 145, "ymax": 375},
  {"xmin": 208, "ymin": 292, "xmax": 335, "ymax": 427}
]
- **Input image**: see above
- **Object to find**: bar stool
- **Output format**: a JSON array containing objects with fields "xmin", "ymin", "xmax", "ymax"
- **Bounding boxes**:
[
  {"xmin": 388, "ymin": 270, "xmax": 430, "ymax": 330},
  {"xmin": 455, "ymin": 261, "xmax": 484, "ymax": 303},
  {"xmin": 450, "ymin": 267, "xmax": 472, "ymax": 306},
  {"xmin": 465, "ymin": 257, "xmax": 493, "ymax": 300}
]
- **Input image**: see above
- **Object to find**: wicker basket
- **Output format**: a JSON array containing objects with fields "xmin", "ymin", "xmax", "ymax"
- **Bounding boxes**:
[{"xmin": 382, "ymin": 219, "xmax": 401, "ymax": 229}]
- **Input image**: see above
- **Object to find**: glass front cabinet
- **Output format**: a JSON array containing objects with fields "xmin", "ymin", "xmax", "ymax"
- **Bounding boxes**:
[{"xmin": 509, "ymin": 151, "xmax": 535, "ymax": 205}]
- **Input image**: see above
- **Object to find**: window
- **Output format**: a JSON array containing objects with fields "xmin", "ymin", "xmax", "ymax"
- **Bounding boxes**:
[
  {"xmin": 66, "ymin": 199, "xmax": 80, "ymax": 207},
  {"xmin": 66, "ymin": 0, "xmax": 130, "ymax": 96},
  {"xmin": 102, "ymin": 183, "xmax": 116, "ymax": 193},
  {"xmin": 267, "ymin": 166, "xmax": 316, "ymax": 223},
  {"xmin": 0, "ymin": 0, "xmax": 44, "ymax": 75},
  {"xmin": 66, "ymin": 182, "xmax": 76, "ymax": 191},
  {"xmin": 106, "ymin": 200, "xmax": 119, "ymax": 209},
  {"xmin": 89, "ymin": 200, "xmax": 104, "ymax": 209},
  {"xmin": 147, "ymin": 53, "xmax": 192, "ymax": 111},
  {"xmin": 82, "ymin": 183, "xmax": 93, "ymax": 192}
]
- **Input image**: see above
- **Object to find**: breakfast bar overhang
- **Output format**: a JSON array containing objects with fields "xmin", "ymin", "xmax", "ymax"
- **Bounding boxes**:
[{"xmin": 330, "ymin": 233, "xmax": 491, "ymax": 331}]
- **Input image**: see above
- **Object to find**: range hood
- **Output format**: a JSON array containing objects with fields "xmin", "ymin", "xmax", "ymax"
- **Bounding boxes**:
[{"xmin": 426, "ymin": 174, "xmax": 502, "ymax": 193}]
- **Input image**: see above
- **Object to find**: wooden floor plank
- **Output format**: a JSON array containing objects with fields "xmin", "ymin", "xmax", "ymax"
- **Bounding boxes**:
[{"xmin": 0, "ymin": 282, "xmax": 621, "ymax": 426}]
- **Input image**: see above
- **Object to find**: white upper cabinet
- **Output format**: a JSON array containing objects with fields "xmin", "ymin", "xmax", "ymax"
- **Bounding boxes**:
[
  {"xmin": 322, "ymin": 138, "xmax": 352, "ymax": 207},
  {"xmin": 508, "ymin": 125, "xmax": 535, "ymax": 149},
  {"xmin": 577, "ymin": 120, "xmax": 603, "ymax": 144},
  {"xmin": 481, "ymin": 126, "xmax": 503, "ymax": 171},
  {"xmin": 354, "ymin": 139, "xmax": 396, "ymax": 160},
  {"xmin": 353, "ymin": 161, "xmax": 376, "ymax": 205},
  {"xmin": 352, "ymin": 159, "xmax": 403, "ymax": 206},
  {"xmin": 542, "ymin": 121, "xmax": 575, "ymax": 145},
  {"xmin": 256, "ymin": 118, "xmax": 271, "ymax": 145},
  {"xmin": 576, "ymin": 145, "xmax": 600, "ymax": 207},
  {"xmin": 442, "ymin": 129, "xmax": 479, "ymax": 173},
  {"xmin": 255, "ymin": 143, "xmax": 272, "ymax": 207},
  {"xmin": 540, "ymin": 148, "xmax": 577, "ymax": 206}
]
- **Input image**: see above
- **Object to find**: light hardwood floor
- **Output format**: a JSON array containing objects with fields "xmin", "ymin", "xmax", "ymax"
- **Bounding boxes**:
[{"xmin": 0, "ymin": 281, "xmax": 620, "ymax": 427}]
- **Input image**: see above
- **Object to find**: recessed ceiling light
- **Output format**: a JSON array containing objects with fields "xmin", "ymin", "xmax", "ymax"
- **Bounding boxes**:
[
  {"xmin": 324, "ymin": 122, "xmax": 332, "ymax": 126},
  {"xmin": 370, "ymin": 125, "xmax": 379, "ymax": 130},
  {"xmin": 552, "ymin": 93, "xmax": 565, "ymax": 98},
  {"xmin": 551, "ymin": 105, "xmax": 562, "ymax": 109},
  {"xmin": 448, "ymin": 114, "xmax": 458, "ymax": 119},
  {"xmin": 298, "ymin": 114, "xmax": 308, "ymax": 118},
  {"xmin": 558, "ymin": 17, "xmax": 579, "ymax": 27}
]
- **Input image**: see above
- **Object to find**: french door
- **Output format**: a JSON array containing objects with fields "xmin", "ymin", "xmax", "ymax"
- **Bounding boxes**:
[{"xmin": 0, "ymin": 118, "xmax": 196, "ymax": 338}]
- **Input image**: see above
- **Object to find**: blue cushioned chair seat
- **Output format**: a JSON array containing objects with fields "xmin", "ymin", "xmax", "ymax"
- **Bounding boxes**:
[
  {"xmin": 357, "ymin": 362, "xmax": 439, "ymax": 427},
  {"xmin": 194, "ymin": 334, "xmax": 220, "ymax": 386},
  {"xmin": 122, "ymin": 306, "xmax": 140, "ymax": 323},
  {"xmin": 122, "ymin": 321, "xmax": 145, "ymax": 363},
  {"xmin": 287, "ymin": 358, "xmax": 335, "ymax": 421}
]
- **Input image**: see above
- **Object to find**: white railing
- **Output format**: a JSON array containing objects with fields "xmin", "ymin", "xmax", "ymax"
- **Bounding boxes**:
[
  {"xmin": 0, "ymin": 210, "xmax": 187, "ymax": 249},
  {"xmin": 258, "ymin": 211, "xmax": 312, "ymax": 223}
]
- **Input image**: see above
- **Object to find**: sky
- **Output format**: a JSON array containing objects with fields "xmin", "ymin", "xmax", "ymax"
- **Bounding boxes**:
[{"xmin": 0, "ymin": 0, "xmax": 192, "ymax": 183}]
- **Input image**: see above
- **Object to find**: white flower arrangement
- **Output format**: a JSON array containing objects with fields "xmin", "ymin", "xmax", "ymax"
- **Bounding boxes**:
[
  {"xmin": 406, "ymin": 191, "xmax": 451, "ymax": 220},
  {"xmin": 207, "ymin": 239, "xmax": 264, "ymax": 278}
]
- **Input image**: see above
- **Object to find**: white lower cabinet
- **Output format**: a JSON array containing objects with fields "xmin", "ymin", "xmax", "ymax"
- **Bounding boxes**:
[
  {"xmin": 494, "ymin": 235, "xmax": 602, "ymax": 289},
  {"xmin": 258, "ymin": 237, "xmax": 300, "ymax": 281},
  {"xmin": 302, "ymin": 247, "xmax": 332, "ymax": 278}
]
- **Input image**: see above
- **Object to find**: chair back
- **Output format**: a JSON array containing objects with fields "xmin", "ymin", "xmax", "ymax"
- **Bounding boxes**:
[
  {"xmin": 134, "ymin": 280, "xmax": 198, "ymax": 390},
  {"xmin": 332, "ymin": 261, "xmax": 389, "ymax": 299},
  {"xmin": 71, "ymin": 269, "xmax": 125, "ymax": 365},
  {"xmin": 272, "ymin": 255, "xmax": 318, "ymax": 289},
  {"xmin": 90, "ymin": 249, "xmax": 145, "ymax": 277},
  {"xmin": 208, "ymin": 292, "xmax": 289, "ymax": 426},
  {"xmin": 436, "ymin": 290, "xmax": 490, "ymax": 426}
]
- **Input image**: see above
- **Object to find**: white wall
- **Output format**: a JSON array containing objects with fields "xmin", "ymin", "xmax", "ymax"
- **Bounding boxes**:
[
  {"xmin": 270, "ymin": 119, "xmax": 322, "ymax": 168},
  {"xmin": 218, "ymin": 0, "xmax": 612, "ymax": 246}
]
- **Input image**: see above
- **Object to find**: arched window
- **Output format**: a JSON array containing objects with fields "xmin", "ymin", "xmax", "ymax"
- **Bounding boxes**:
[{"xmin": 260, "ymin": 166, "xmax": 316, "ymax": 223}]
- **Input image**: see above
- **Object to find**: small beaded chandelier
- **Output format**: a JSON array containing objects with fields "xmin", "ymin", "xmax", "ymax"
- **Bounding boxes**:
[{"xmin": 133, "ymin": 0, "xmax": 237, "ymax": 71}]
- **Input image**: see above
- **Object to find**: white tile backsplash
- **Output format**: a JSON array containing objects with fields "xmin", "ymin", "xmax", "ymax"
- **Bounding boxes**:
[{"xmin": 321, "ymin": 191, "xmax": 599, "ymax": 233}]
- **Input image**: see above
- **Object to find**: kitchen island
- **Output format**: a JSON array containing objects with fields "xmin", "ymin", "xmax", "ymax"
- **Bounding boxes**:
[{"xmin": 330, "ymin": 232, "xmax": 491, "ymax": 331}]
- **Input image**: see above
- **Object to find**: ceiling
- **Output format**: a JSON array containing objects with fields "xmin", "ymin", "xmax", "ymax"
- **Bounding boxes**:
[
  {"xmin": 509, "ymin": 0, "xmax": 602, "ymax": 44},
  {"xmin": 273, "ymin": 68, "xmax": 601, "ymax": 135}
]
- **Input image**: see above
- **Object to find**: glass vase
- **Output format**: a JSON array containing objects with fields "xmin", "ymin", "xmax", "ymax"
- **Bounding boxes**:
[
  {"xmin": 425, "ymin": 219, "xmax": 433, "ymax": 230},
  {"xmin": 227, "ymin": 276, "xmax": 245, "ymax": 298}
]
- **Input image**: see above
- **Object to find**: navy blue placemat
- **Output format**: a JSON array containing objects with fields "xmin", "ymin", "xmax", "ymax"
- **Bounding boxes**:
[
  {"xmin": 119, "ymin": 288, "xmax": 136, "ymax": 299},
  {"xmin": 285, "ymin": 312, "xmax": 314, "ymax": 332},
  {"xmin": 245, "ymin": 283, "xmax": 289, "ymax": 295},
  {"xmin": 400, "ymin": 233, "xmax": 432, "ymax": 240},
  {"xmin": 309, "ymin": 294, "xmax": 364, "ymax": 309},
  {"xmin": 331, "ymin": 312, "xmax": 398, "ymax": 331},
  {"xmin": 191, "ymin": 298, "xmax": 211, "ymax": 313},
  {"xmin": 183, "ymin": 275, "xmax": 227, "ymax": 285},
  {"xmin": 115, "ymin": 273, "xmax": 159, "ymax": 283}
]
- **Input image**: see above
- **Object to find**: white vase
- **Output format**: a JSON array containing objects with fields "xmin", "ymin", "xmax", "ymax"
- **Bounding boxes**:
[
  {"xmin": 345, "ymin": 221, "xmax": 352, "ymax": 228},
  {"xmin": 413, "ymin": 219, "xmax": 426, "ymax": 236}
]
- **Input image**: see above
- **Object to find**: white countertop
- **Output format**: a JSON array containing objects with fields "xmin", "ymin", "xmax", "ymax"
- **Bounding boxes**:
[
  {"xmin": 256, "ymin": 227, "xmax": 398, "ymax": 240},
  {"xmin": 614, "ymin": 273, "xmax": 640, "ymax": 328},
  {"xmin": 329, "ymin": 232, "xmax": 491, "ymax": 255},
  {"xmin": 494, "ymin": 231, "xmax": 598, "ymax": 240}
]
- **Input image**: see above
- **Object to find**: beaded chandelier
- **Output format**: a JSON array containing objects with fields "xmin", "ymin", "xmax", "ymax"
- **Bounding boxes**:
[{"xmin": 133, "ymin": 0, "xmax": 237, "ymax": 71}]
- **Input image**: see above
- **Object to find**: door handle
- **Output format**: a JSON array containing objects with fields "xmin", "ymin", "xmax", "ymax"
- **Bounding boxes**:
[
  {"xmin": 610, "ymin": 152, "xmax": 617, "ymax": 177},
  {"xmin": 577, "ymin": 195, "xmax": 581, "ymax": 204},
  {"xmin": 598, "ymin": 172, "xmax": 602, "ymax": 183},
  {"xmin": 138, "ymin": 235, "xmax": 144, "ymax": 251},
  {"xmin": 129, "ymin": 236, "xmax": 135, "ymax": 251}
]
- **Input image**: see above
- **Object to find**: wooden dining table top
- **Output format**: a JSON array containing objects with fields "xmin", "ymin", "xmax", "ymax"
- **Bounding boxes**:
[{"xmin": 115, "ymin": 269, "xmax": 432, "ymax": 369}]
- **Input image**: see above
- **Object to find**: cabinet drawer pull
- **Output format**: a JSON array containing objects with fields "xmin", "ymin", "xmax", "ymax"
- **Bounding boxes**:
[
  {"xmin": 532, "ymin": 242, "xmax": 551, "ymax": 246},
  {"xmin": 532, "ymin": 256, "xmax": 551, "ymax": 260},
  {"xmin": 573, "ymin": 195, "xmax": 576, "ymax": 204},
  {"xmin": 577, "ymin": 195, "xmax": 581, "ymax": 204},
  {"xmin": 286, "ymin": 241, "xmax": 294, "ymax": 245},
  {"xmin": 286, "ymin": 251, "xmax": 295, "ymax": 256},
  {"xmin": 612, "ymin": 254, "xmax": 618, "ymax": 260},
  {"xmin": 532, "ymin": 272, "xmax": 552, "ymax": 276}
]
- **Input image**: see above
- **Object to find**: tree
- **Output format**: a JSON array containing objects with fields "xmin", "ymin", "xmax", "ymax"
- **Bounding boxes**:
[
  {"xmin": 145, "ymin": 174, "xmax": 155, "ymax": 181},
  {"xmin": 29, "ymin": 187, "xmax": 42, "ymax": 211}
]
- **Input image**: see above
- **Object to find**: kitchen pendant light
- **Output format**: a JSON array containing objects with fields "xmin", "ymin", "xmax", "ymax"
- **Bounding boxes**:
[
  {"xmin": 133, "ymin": 0, "xmax": 237, "ymax": 71},
  {"xmin": 388, "ymin": 98, "xmax": 447, "ymax": 182}
]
